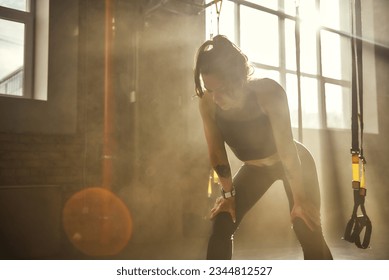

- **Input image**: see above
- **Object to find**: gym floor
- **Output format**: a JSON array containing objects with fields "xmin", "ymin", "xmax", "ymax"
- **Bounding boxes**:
[{"xmin": 114, "ymin": 223, "xmax": 389, "ymax": 260}]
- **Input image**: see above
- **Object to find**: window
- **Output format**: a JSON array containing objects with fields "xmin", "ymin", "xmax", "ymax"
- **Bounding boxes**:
[
  {"xmin": 205, "ymin": 0, "xmax": 378, "ymax": 133},
  {"xmin": 0, "ymin": 0, "xmax": 35, "ymax": 98}
]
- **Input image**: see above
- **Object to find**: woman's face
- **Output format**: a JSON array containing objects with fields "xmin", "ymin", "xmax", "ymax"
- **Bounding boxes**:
[{"xmin": 202, "ymin": 74, "xmax": 243, "ymax": 110}]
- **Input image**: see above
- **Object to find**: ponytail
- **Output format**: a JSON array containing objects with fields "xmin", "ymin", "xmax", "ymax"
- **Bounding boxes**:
[{"xmin": 193, "ymin": 35, "xmax": 251, "ymax": 98}]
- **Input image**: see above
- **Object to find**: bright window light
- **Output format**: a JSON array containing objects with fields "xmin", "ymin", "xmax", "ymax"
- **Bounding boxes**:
[{"xmin": 240, "ymin": 6, "xmax": 279, "ymax": 67}]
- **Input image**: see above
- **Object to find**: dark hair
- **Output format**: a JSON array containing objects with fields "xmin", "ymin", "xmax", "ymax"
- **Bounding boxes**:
[{"xmin": 194, "ymin": 35, "xmax": 252, "ymax": 98}]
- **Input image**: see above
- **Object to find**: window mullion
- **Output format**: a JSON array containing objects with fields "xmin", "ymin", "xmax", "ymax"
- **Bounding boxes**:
[
  {"xmin": 279, "ymin": 18, "xmax": 286, "ymax": 88},
  {"xmin": 235, "ymin": 1, "xmax": 240, "ymax": 46},
  {"xmin": 316, "ymin": 0, "xmax": 326, "ymax": 129},
  {"xmin": 24, "ymin": 0, "xmax": 35, "ymax": 98},
  {"xmin": 278, "ymin": 0, "xmax": 286, "ymax": 88}
]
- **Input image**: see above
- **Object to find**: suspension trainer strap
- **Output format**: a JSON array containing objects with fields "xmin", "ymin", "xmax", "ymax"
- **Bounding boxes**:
[
  {"xmin": 343, "ymin": 0, "xmax": 372, "ymax": 249},
  {"xmin": 209, "ymin": 0, "xmax": 222, "ymax": 39},
  {"xmin": 215, "ymin": 0, "xmax": 222, "ymax": 35}
]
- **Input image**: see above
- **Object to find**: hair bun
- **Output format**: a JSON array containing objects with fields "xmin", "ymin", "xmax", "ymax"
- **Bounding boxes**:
[
  {"xmin": 213, "ymin": 35, "xmax": 237, "ymax": 54},
  {"xmin": 212, "ymin": 35, "xmax": 228, "ymax": 46}
]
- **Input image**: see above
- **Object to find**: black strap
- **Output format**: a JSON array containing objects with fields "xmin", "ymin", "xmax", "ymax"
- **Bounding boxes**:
[
  {"xmin": 215, "ymin": 0, "xmax": 223, "ymax": 36},
  {"xmin": 344, "ymin": 0, "xmax": 372, "ymax": 249},
  {"xmin": 350, "ymin": 0, "xmax": 364, "ymax": 154},
  {"xmin": 343, "ymin": 190, "xmax": 372, "ymax": 249}
]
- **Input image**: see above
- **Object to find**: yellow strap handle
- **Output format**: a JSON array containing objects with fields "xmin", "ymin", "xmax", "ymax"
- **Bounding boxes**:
[
  {"xmin": 207, "ymin": 169, "xmax": 219, "ymax": 197},
  {"xmin": 352, "ymin": 153, "xmax": 367, "ymax": 195},
  {"xmin": 352, "ymin": 154, "xmax": 360, "ymax": 189}
]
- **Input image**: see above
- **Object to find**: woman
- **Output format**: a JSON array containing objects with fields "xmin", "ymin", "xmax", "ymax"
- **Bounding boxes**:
[{"xmin": 194, "ymin": 35, "xmax": 333, "ymax": 260}]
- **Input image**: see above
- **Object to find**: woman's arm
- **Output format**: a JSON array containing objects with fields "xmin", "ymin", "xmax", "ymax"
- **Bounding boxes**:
[
  {"xmin": 198, "ymin": 93, "xmax": 236, "ymax": 222},
  {"xmin": 198, "ymin": 93, "xmax": 233, "ymax": 192},
  {"xmin": 256, "ymin": 79, "xmax": 319, "ymax": 230}
]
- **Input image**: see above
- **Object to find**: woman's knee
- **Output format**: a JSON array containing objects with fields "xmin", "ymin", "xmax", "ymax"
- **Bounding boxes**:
[
  {"xmin": 211, "ymin": 212, "xmax": 237, "ymax": 238},
  {"xmin": 292, "ymin": 218, "xmax": 333, "ymax": 260}
]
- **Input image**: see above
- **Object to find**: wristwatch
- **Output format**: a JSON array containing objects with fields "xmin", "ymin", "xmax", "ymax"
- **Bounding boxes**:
[{"xmin": 221, "ymin": 186, "xmax": 236, "ymax": 198}]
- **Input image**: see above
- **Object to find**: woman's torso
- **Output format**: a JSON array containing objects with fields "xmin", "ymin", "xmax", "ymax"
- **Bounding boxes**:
[{"xmin": 215, "ymin": 80, "xmax": 278, "ymax": 162}]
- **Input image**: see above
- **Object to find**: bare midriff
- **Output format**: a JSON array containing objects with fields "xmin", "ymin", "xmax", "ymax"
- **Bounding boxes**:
[{"xmin": 243, "ymin": 152, "xmax": 281, "ymax": 167}]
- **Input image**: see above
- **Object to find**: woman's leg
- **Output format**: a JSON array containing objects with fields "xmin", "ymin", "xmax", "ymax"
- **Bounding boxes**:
[
  {"xmin": 206, "ymin": 165, "xmax": 278, "ymax": 259},
  {"xmin": 283, "ymin": 141, "xmax": 333, "ymax": 260}
]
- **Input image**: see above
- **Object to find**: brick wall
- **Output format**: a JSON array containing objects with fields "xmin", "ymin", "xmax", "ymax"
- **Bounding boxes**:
[{"xmin": 0, "ymin": 133, "xmax": 84, "ymax": 186}]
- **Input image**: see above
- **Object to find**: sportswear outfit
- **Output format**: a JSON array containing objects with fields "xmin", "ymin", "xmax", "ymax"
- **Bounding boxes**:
[{"xmin": 206, "ymin": 84, "xmax": 333, "ymax": 260}]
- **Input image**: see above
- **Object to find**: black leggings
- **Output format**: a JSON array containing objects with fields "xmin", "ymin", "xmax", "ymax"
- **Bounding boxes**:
[{"xmin": 206, "ymin": 142, "xmax": 333, "ymax": 260}]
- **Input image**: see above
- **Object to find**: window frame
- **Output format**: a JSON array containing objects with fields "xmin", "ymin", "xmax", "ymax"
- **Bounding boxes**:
[{"xmin": 0, "ymin": 0, "xmax": 35, "ymax": 99}]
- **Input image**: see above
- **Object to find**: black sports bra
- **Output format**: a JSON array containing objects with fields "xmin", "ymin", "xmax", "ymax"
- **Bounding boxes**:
[{"xmin": 215, "ymin": 90, "xmax": 277, "ymax": 161}]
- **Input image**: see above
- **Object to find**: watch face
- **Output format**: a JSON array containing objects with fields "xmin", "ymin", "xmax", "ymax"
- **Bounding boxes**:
[{"xmin": 221, "ymin": 187, "xmax": 236, "ymax": 198}]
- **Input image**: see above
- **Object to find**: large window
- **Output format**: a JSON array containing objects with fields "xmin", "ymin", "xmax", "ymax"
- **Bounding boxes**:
[
  {"xmin": 205, "ymin": 0, "xmax": 377, "ymax": 132},
  {"xmin": 0, "ymin": 0, "xmax": 35, "ymax": 98}
]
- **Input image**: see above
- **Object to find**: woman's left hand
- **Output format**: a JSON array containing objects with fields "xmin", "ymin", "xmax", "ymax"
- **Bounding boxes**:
[{"xmin": 290, "ymin": 200, "xmax": 320, "ymax": 231}]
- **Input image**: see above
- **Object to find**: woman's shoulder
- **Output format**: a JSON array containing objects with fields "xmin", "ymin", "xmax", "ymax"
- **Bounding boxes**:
[
  {"xmin": 246, "ymin": 78, "xmax": 287, "ymax": 113},
  {"xmin": 247, "ymin": 78, "xmax": 286, "ymax": 99},
  {"xmin": 247, "ymin": 77, "xmax": 283, "ymax": 91},
  {"xmin": 198, "ymin": 90, "xmax": 216, "ymax": 118}
]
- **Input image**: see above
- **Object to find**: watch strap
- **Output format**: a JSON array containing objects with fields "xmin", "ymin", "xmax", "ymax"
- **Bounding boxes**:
[{"xmin": 221, "ymin": 187, "xmax": 236, "ymax": 198}]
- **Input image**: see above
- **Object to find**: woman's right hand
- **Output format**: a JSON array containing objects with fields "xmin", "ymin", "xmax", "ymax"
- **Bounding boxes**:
[
  {"xmin": 290, "ymin": 199, "xmax": 320, "ymax": 232},
  {"xmin": 210, "ymin": 196, "xmax": 236, "ymax": 223}
]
